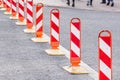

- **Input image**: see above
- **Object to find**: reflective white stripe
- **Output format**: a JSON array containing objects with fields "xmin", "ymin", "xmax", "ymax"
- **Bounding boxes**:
[
  {"xmin": 71, "ymin": 41, "xmax": 80, "ymax": 57},
  {"xmin": 51, "ymin": 14, "xmax": 59, "ymax": 27},
  {"xmin": 19, "ymin": 8, "xmax": 24, "ymax": 16},
  {"xmin": 100, "ymin": 60, "xmax": 111, "ymax": 79},
  {"xmin": 36, "ymin": 8, "xmax": 42, "ymax": 19},
  {"xmin": 71, "ymin": 23, "xmax": 80, "ymax": 40},
  {"xmin": 13, "ymin": 0, "xmax": 16, "ymax": 2},
  {"xmin": 12, "ymin": 4, "xmax": 16, "ymax": 12},
  {"xmin": 6, "ymin": 0, "xmax": 11, "ymax": 7},
  {"xmin": 100, "ymin": 38, "xmax": 111, "ymax": 58},
  {"xmin": 4, "ymin": 0, "xmax": 7, "ymax": 3},
  {"xmin": 19, "ymin": 0, "xmax": 24, "ymax": 16},
  {"xmin": 27, "ymin": 2, "xmax": 32, "ymax": 12},
  {"xmin": 27, "ymin": 2, "xmax": 33, "ymax": 23},
  {"xmin": 19, "ymin": 0, "xmax": 24, "ymax": 7},
  {"xmin": 51, "ymin": 28, "xmax": 59, "ymax": 41},
  {"xmin": 27, "ymin": 13, "xmax": 33, "ymax": 23},
  {"xmin": 27, "ymin": 0, "xmax": 32, "ymax": 1},
  {"xmin": 36, "ymin": 20, "xmax": 42, "ymax": 31}
]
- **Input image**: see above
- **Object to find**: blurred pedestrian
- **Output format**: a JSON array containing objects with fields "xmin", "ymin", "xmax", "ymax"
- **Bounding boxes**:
[
  {"xmin": 106, "ymin": 0, "xmax": 114, "ymax": 7},
  {"xmin": 67, "ymin": 0, "xmax": 75, "ymax": 7},
  {"xmin": 87, "ymin": 0, "xmax": 93, "ymax": 6},
  {"xmin": 100, "ymin": 0, "xmax": 106, "ymax": 4}
]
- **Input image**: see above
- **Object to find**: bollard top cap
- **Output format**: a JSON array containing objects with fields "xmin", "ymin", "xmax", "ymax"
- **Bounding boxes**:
[
  {"xmin": 71, "ymin": 18, "xmax": 80, "ymax": 23},
  {"xmin": 51, "ymin": 9, "xmax": 59, "ymax": 13},
  {"xmin": 99, "ymin": 30, "xmax": 111, "ymax": 37},
  {"xmin": 37, "ymin": 3, "xmax": 43, "ymax": 7}
]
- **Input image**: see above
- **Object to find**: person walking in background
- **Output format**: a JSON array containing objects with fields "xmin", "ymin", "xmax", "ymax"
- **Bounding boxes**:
[
  {"xmin": 106, "ymin": 0, "xmax": 114, "ymax": 7},
  {"xmin": 87, "ymin": 0, "xmax": 93, "ymax": 6},
  {"xmin": 100, "ymin": 0, "xmax": 106, "ymax": 4},
  {"xmin": 67, "ymin": 0, "xmax": 75, "ymax": 7}
]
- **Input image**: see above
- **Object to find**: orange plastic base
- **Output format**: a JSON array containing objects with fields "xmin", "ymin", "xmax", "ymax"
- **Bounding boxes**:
[
  {"xmin": 16, "ymin": 19, "xmax": 26, "ymax": 26},
  {"xmin": 27, "ymin": 23, "xmax": 33, "ymax": 29},
  {"xmin": 51, "ymin": 42, "xmax": 59, "ymax": 49},
  {"xmin": 36, "ymin": 32, "xmax": 43, "ymax": 38},
  {"xmin": 12, "ymin": 12, "xmax": 16, "ymax": 16},
  {"xmin": 4, "ymin": 8, "xmax": 11, "ymax": 14},
  {"xmin": 71, "ymin": 58, "xmax": 80, "ymax": 66}
]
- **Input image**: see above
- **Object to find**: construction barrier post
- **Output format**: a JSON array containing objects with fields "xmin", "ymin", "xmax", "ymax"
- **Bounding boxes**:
[
  {"xmin": 45, "ymin": 9, "xmax": 65, "ymax": 56},
  {"xmin": 9, "ymin": 0, "xmax": 18, "ymax": 19},
  {"xmin": 0, "ymin": 0, "xmax": 7, "ymax": 10},
  {"xmin": 4, "ymin": 0, "xmax": 12, "ymax": 14},
  {"xmin": 24, "ymin": 0, "xmax": 35, "ymax": 33},
  {"xmin": 98, "ymin": 30, "xmax": 112, "ymax": 80},
  {"xmin": 63, "ymin": 18, "xmax": 88, "ymax": 74},
  {"xmin": 16, "ymin": 0, "xmax": 26, "ymax": 25},
  {"xmin": 31, "ymin": 3, "xmax": 48, "ymax": 42}
]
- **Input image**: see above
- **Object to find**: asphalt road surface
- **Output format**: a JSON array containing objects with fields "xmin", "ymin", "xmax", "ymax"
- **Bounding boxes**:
[{"xmin": 0, "ymin": 6, "xmax": 120, "ymax": 80}]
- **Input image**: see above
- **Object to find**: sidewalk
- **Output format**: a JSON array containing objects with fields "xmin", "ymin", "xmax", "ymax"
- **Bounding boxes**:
[{"xmin": 34, "ymin": 0, "xmax": 120, "ymax": 12}]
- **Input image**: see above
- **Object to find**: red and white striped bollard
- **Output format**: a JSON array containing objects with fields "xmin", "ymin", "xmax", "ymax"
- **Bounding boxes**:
[
  {"xmin": 16, "ymin": 0, "xmax": 26, "ymax": 25},
  {"xmin": 50, "ymin": 9, "xmax": 60, "ymax": 49},
  {"xmin": 45, "ymin": 9, "xmax": 65, "ymax": 56},
  {"xmin": 98, "ymin": 30, "xmax": 112, "ymax": 80},
  {"xmin": 31, "ymin": 3, "xmax": 48, "ymax": 42},
  {"xmin": 4, "ymin": 0, "xmax": 11, "ymax": 14},
  {"xmin": 0, "ymin": 0, "xmax": 7, "ymax": 10},
  {"xmin": 63, "ymin": 18, "xmax": 88, "ymax": 74},
  {"xmin": 10, "ymin": 0, "xmax": 18, "ymax": 19},
  {"xmin": 70, "ymin": 18, "xmax": 81, "ymax": 67},
  {"xmin": 24, "ymin": 0, "xmax": 35, "ymax": 33}
]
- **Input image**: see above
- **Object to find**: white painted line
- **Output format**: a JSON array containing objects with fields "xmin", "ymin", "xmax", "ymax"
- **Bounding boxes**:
[{"xmin": 44, "ymin": 33, "xmax": 98, "ymax": 80}]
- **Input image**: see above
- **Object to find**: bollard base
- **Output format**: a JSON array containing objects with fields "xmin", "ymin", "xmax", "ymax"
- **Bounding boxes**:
[
  {"xmin": 45, "ymin": 49, "xmax": 65, "ymax": 56},
  {"xmin": 9, "ymin": 16, "xmax": 18, "ymax": 20},
  {"xmin": 63, "ymin": 66, "xmax": 88, "ymax": 74},
  {"xmin": 31, "ymin": 37, "xmax": 48, "ymax": 42},
  {"xmin": 0, "ymin": 8, "xmax": 6, "ymax": 10},
  {"xmin": 23, "ymin": 28, "xmax": 35, "ymax": 33},
  {"xmin": 16, "ymin": 21, "xmax": 26, "ymax": 26},
  {"xmin": 4, "ymin": 12, "xmax": 11, "ymax": 15}
]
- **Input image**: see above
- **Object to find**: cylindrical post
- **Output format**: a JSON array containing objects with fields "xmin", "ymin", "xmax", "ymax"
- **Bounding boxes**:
[
  {"xmin": 16, "ymin": 0, "xmax": 26, "ymax": 25},
  {"xmin": 0, "ymin": 0, "xmax": 7, "ymax": 10},
  {"xmin": 18, "ymin": 0, "xmax": 25, "ymax": 22},
  {"xmin": 62, "ymin": 18, "xmax": 88, "ymax": 74},
  {"xmin": 3, "ymin": 0, "xmax": 6, "ymax": 8},
  {"xmin": 45, "ymin": 8, "xmax": 65, "ymax": 55},
  {"xmin": 50, "ymin": 9, "xmax": 60, "ymax": 49},
  {"xmin": 11, "ymin": 0, "xmax": 17, "ymax": 17},
  {"xmin": 98, "ymin": 30, "xmax": 112, "ymax": 80},
  {"xmin": 5, "ymin": 0, "xmax": 11, "ymax": 13},
  {"xmin": 3, "ymin": 0, "xmax": 7, "ymax": 8},
  {"xmin": 36, "ymin": 3, "xmax": 44, "ymax": 38},
  {"xmin": 31, "ymin": 3, "xmax": 48, "ymax": 42},
  {"xmin": 70, "ymin": 18, "xmax": 81, "ymax": 67},
  {"xmin": 27, "ymin": 0, "xmax": 33, "ymax": 29}
]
